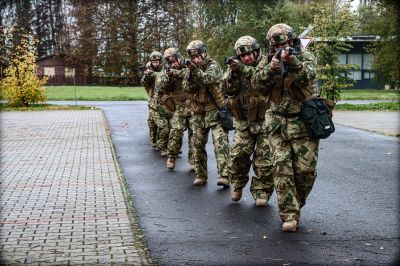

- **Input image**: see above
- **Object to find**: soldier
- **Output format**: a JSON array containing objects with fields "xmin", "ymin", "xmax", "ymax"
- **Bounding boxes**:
[
  {"xmin": 152, "ymin": 62, "xmax": 173, "ymax": 158},
  {"xmin": 223, "ymin": 36, "xmax": 274, "ymax": 207},
  {"xmin": 183, "ymin": 40, "xmax": 230, "ymax": 187},
  {"xmin": 156, "ymin": 47, "xmax": 194, "ymax": 171},
  {"xmin": 252, "ymin": 24, "xmax": 319, "ymax": 232},
  {"xmin": 141, "ymin": 51, "xmax": 163, "ymax": 149}
]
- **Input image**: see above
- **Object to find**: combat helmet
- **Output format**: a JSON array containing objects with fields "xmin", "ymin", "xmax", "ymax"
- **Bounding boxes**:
[
  {"xmin": 266, "ymin": 23, "xmax": 296, "ymax": 47},
  {"xmin": 186, "ymin": 40, "xmax": 207, "ymax": 57},
  {"xmin": 149, "ymin": 51, "xmax": 162, "ymax": 61},
  {"xmin": 234, "ymin": 36, "xmax": 260, "ymax": 56},
  {"xmin": 163, "ymin": 48, "xmax": 181, "ymax": 62}
]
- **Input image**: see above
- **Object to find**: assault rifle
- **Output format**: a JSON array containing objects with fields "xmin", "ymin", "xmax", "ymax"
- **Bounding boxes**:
[
  {"xmin": 164, "ymin": 63, "xmax": 171, "ymax": 73},
  {"xmin": 276, "ymin": 47, "xmax": 298, "ymax": 77},
  {"xmin": 137, "ymin": 65, "xmax": 148, "ymax": 71},
  {"xmin": 183, "ymin": 58, "xmax": 192, "ymax": 67},
  {"xmin": 224, "ymin": 56, "xmax": 237, "ymax": 65}
]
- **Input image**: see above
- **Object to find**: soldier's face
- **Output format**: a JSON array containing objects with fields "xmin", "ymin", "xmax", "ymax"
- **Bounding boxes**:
[
  {"xmin": 273, "ymin": 41, "xmax": 289, "ymax": 52},
  {"xmin": 190, "ymin": 52, "xmax": 206, "ymax": 65},
  {"xmin": 169, "ymin": 58, "xmax": 180, "ymax": 69},
  {"xmin": 151, "ymin": 60, "xmax": 160, "ymax": 68},
  {"xmin": 239, "ymin": 51, "xmax": 255, "ymax": 65}
]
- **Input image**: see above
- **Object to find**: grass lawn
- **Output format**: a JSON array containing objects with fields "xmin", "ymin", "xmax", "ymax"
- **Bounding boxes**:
[
  {"xmin": 45, "ymin": 85, "xmax": 148, "ymax": 101},
  {"xmin": 335, "ymin": 101, "xmax": 400, "ymax": 111},
  {"xmin": 0, "ymin": 103, "xmax": 96, "ymax": 111},
  {"xmin": 43, "ymin": 86, "xmax": 399, "ymax": 101},
  {"xmin": 340, "ymin": 89, "xmax": 399, "ymax": 100}
]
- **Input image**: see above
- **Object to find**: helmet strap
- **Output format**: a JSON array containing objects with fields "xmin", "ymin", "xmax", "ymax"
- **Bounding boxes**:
[
  {"xmin": 252, "ymin": 50, "xmax": 258, "ymax": 60},
  {"xmin": 199, "ymin": 52, "xmax": 206, "ymax": 61}
]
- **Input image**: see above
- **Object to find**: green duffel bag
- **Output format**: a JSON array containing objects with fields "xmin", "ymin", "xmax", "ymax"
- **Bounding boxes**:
[{"xmin": 301, "ymin": 98, "xmax": 335, "ymax": 139}]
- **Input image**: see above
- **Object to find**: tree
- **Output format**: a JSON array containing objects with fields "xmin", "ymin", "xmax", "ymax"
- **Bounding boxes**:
[
  {"xmin": 310, "ymin": 1, "xmax": 358, "ymax": 101},
  {"xmin": 357, "ymin": 0, "xmax": 400, "ymax": 89},
  {"xmin": 32, "ymin": 0, "xmax": 66, "ymax": 58},
  {"xmin": 0, "ymin": 35, "xmax": 47, "ymax": 106}
]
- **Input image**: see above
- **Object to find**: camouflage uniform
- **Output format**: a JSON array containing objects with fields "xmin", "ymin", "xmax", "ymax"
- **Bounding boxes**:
[
  {"xmin": 223, "ymin": 36, "xmax": 274, "ymax": 204},
  {"xmin": 153, "ymin": 74, "xmax": 173, "ymax": 157},
  {"xmin": 157, "ymin": 48, "xmax": 194, "ymax": 170},
  {"xmin": 252, "ymin": 24, "xmax": 319, "ymax": 230},
  {"xmin": 141, "ymin": 51, "xmax": 163, "ymax": 148},
  {"xmin": 183, "ymin": 40, "xmax": 229, "ymax": 186}
]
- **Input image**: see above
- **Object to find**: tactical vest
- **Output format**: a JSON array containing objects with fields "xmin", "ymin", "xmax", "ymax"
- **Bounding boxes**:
[
  {"xmin": 265, "ymin": 50, "xmax": 318, "ymax": 113},
  {"xmin": 168, "ymin": 72, "xmax": 191, "ymax": 104},
  {"xmin": 226, "ymin": 60, "xmax": 268, "ymax": 122},
  {"xmin": 190, "ymin": 59, "xmax": 224, "ymax": 114}
]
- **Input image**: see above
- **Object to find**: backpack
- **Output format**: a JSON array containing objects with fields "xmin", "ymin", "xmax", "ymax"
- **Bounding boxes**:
[{"xmin": 301, "ymin": 98, "xmax": 335, "ymax": 139}]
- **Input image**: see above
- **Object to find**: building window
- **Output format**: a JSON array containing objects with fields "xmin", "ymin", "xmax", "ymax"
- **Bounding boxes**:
[
  {"xmin": 65, "ymin": 67, "xmax": 75, "ymax": 77},
  {"xmin": 339, "ymin": 54, "xmax": 347, "ymax": 65},
  {"xmin": 349, "ymin": 70, "xmax": 362, "ymax": 81},
  {"xmin": 363, "ymin": 71, "xmax": 376, "ymax": 79},
  {"xmin": 362, "ymin": 54, "xmax": 374, "ymax": 70},
  {"xmin": 347, "ymin": 54, "xmax": 362, "ymax": 68},
  {"xmin": 44, "ymin": 67, "xmax": 55, "ymax": 76}
]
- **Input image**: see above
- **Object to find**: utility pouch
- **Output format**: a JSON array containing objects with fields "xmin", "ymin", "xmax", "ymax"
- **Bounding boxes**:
[
  {"xmin": 270, "ymin": 80, "xmax": 282, "ymax": 103},
  {"xmin": 248, "ymin": 96, "xmax": 258, "ymax": 121},
  {"xmin": 189, "ymin": 98, "xmax": 205, "ymax": 114},
  {"xmin": 257, "ymin": 98, "xmax": 268, "ymax": 120},
  {"xmin": 218, "ymin": 106, "xmax": 234, "ymax": 131},
  {"xmin": 301, "ymin": 98, "xmax": 335, "ymax": 140},
  {"xmin": 161, "ymin": 95, "xmax": 175, "ymax": 112},
  {"xmin": 226, "ymin": 97, "xmax": 244, "ymax": 120},
  {"xmin": 205, "ymin": 87, "xmax": 234, "ymax": 131},
  {"xmin": 292, "ymin": 85, "xmax": 312, "ymax": 101}
]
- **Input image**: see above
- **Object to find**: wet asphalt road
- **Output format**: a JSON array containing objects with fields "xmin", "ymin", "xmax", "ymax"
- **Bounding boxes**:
[{"xmin": 55, "ymin": 101, "xmax": 400, "ymax": 265}]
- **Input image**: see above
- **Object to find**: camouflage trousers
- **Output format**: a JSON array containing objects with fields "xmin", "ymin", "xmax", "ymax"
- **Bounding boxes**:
[
  {"xmin": 147, "ymin": 108, "xmax": 158, "ymax": 147},
  {"xmin": 153, "ymin": 111, "xmax": 171, "ymax": 154},
  {"xmin": 229, "ymin": 128, "xmax": 274, "ymax": 201},
  {"xmin": 191, "ymin": 114, "xmax": 229, "ymax": 181},
  {"xmin": 168, "ymin": 105, "xmax": 194, "ymax": 164},
  {"xmin": 269, "ymin": 131, "xmax": 319, "ymax": 222}
]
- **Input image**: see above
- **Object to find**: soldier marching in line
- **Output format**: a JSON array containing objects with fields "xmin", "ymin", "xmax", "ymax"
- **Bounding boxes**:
[
  {"xmin": 183, "ymin": 40, "xmax": 230, "ymax": 188},
  {"xmin": 141, "ymin": 51, "xmax": 163, "ymax": 149},
  {"xmin": 156, "ymin": 48, "xmax": 195, "ymax": 171},
  {"xmin": 223, "ymin": 36, "xmax": 274, "ymax": 207},
  {"xmin": 152, "ymin": 59, "xmax": 173, "ymax": 158},
  {"xmin": 252, "ymin": 24, "xmax": 320, "ymax": 232}
]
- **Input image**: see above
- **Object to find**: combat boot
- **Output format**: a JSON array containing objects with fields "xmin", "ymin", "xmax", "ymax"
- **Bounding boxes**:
[
  {"xmin": 255, "ymin": 198, "xmax": 267, "ymax": 207},
  {"xmin": 160, "ymin": 150, "xmax": 167, "ymax": 157},
  {"xmin": 217, "ymin": 176, "xmax": 230, "ymax": 188},
  {"xmin": 189, "ymin": 163, "xmax": 195, "ymax": 172},
  {"xmin": 231, "ymin": 189, "xmax": 242, "ymax": 202},
  {"xmin": 167, "ymin": 157, "xmax": 175, "ymax": 170},
  {"xmin": 282, "ymin": 220, "xmax": 298, "ymax": 232},
  {"xmin": 193, "ymin": 177, "xmax": 207, "ymax": 186}
]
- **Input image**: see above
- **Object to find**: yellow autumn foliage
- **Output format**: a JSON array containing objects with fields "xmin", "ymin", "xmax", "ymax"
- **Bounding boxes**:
[{"xmin": 0, "ymin": 36, "xmax": 48, "ymax": 106}]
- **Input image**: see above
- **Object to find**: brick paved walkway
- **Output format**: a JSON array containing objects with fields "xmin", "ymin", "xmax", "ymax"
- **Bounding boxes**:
[{"xmin": 0, "ymin": 110, "xmax": 144, "ymax": 264}]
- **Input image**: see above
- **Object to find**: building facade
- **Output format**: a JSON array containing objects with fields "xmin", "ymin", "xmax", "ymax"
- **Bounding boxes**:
[
  {"xmin": 36, "ymin": 54, "xmax": 86, "ymax": 85},
  {"xmin": 338, "ymin": 35, "xmax": 384, "ymax": 89}
]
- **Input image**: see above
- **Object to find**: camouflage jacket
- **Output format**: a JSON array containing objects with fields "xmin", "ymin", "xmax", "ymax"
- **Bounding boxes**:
[
  {"xmin": 156, "ymin": 68, "xmax": 191, "ymax": 104},
  {"xmin": 183, "ymin": 57, "xmax": 225, "ymax": 127},
  {"xmin": 153, "ymin": 71, "xmax": 174, "ymax": 118},
  {"xmin": 251, "ymin": 49, "xmax": 318, "ymax": 140},
  {"xmin": 141, "ymin": 62, "xmax": 162, "ymax": 108},
  {"xmin": 223, "ymin": 56, "xmax": 266, "ymax": 132}
]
